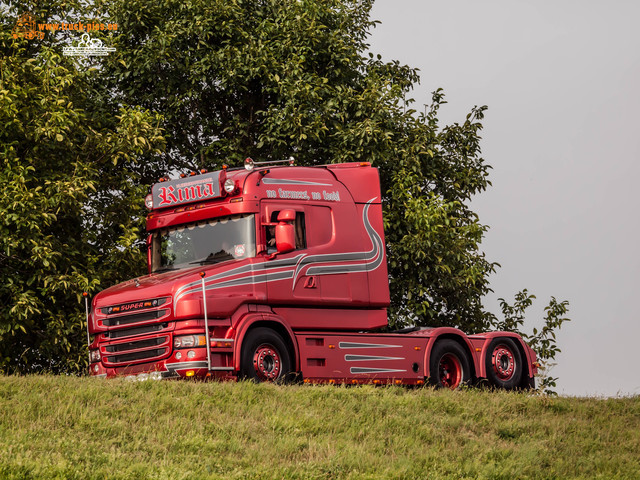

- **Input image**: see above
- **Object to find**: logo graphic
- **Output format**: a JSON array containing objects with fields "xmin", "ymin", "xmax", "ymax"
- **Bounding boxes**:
[
  {"xmin": 12, "ymin": 12, "xmax": 44, "ymax": 40},
  {"xmin": 62, "ymin": 33, "xmax": 116, "ymax": 57},
  {"xmin": 152, "ymin": 171, "xmax": 222, "ymax": 208}
]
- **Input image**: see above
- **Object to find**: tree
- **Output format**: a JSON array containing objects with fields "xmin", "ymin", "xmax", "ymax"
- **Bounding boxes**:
[
  {"xmin": 0, "ymin": 3, "xmax": 164, "ymax": 372},
  {"xmin": 95, "ymin": 0, "xmax": 501, "ymax": 330}
]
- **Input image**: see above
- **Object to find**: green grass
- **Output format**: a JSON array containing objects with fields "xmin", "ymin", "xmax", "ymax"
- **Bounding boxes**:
[{"xmin": 0, "ymin": 376, "xmax": 638, "ymax": 479}]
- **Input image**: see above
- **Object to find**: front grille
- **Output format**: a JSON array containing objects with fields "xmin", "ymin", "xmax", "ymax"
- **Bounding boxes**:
[
  {"xmin": 103, "ymin": 309, "xmax": 168, "ymax": 327},
  {"xmin": 98, "ymin": 296, "xmax": 173, "ymax": 367},
  {"xmin": 106, "ymin": 348, "xmax": 168, "ymax": 364},
  {"xmin": 105, "ymin": 323, "xmax": 168, "ymax": 339},
  {"xmin": 105, "ymin": 337, "xmax": 166, "ymax": 353},
  {"xmin": 102, "ymin": 335, "xmax": 171, "ymax": 366}
]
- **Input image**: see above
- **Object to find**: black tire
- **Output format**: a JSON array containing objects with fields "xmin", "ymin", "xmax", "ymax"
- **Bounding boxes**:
[
  {"xmin": 240, "ymin": 327, "xmax": 292, "ymax": 383},
  {"xmin": 485, "ymin": 337, "xmax": 523, "ymax": 390},
  {"xmin": 429, "ymin": 339, "xmax": 471, "ymax": 389}
]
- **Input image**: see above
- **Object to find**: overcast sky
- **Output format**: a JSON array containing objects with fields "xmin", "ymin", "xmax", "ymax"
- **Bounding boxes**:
[{"xmin": 368, "ymin": 0, "xmax": 640, "ymax": 397}]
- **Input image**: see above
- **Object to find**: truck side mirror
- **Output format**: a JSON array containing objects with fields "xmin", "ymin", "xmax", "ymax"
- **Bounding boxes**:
[{"xmin": 275, "ymin": 210, "xmax": 296, "ymax": 254}]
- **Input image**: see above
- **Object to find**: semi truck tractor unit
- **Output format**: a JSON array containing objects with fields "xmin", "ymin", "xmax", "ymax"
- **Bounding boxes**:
[{"xmin": 87, "ymin": 159, "xmax": 537, "ymax": 389}]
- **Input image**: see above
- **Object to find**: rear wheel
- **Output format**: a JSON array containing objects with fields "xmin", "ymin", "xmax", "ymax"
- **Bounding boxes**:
[
  {"xmin": 240, "ymin": 328, "xmax": 292, "ymax": 382},
  {"xmin": 429, "ymin": 340, "xmax": 471, "ymax": 389},
  {"xmin": 485, "ymin": 337, "xmax": 523, "ymax": 390}
]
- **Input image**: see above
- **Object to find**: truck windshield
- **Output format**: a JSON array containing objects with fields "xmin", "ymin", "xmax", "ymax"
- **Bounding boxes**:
[{"xmin": 151, "ymin": 214, "xmax": 256, "ymax": 273}]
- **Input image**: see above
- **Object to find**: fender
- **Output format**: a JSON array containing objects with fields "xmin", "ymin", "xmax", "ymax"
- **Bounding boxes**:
[
  {"xmin": 473, "ymin": 331, "xmax": 536, "ymax": 379},
  {"xmin": 423, "ymin": 327, "xmax": 480, "ymax": 379},
  {"xmin": 232, "ymin": 312, "xmax": 300, "ymax": 372}
]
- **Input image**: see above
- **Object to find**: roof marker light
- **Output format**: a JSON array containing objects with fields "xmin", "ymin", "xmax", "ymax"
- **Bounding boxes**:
[
  {"xmin": 244, "ymin": 157, "xmax": 255, "ymax": 171},
  {"xmin": 145, "ymin": 194, "xmax": 153, "ymax": 210}
]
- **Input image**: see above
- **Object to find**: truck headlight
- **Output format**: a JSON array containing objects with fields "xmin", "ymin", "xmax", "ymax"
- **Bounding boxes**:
[
  {"xmin": 223, "ymin": 179, "xmax": 236, "ymax": 193},
  {"xmin": 90, "ymin": 350, "xmax": 101, "ymax": 362},
  {"xmin": 173, "ymin": 335, "xmax": 206, "ymax": 349}
]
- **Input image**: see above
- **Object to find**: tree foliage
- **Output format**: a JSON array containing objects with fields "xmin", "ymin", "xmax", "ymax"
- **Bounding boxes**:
[
  {"xmin": 0, "ymin": 2, "xmax": 164, "ymax": 372},
  {"xmin": 495, "ymin": 290, "xmax": 570, "ymax": 394},
  {"xmin": 96, "ymin": 0, "xmax": 499, "ymax": 331},
  {"xmin": 1, "ymin": 0, "xmax": 569, "ymax": 379}
]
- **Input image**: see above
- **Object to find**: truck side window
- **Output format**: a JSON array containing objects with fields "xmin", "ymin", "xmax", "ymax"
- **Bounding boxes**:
[
  {"xmin": 267, "ymin": 211, "xmax": 306, "ymax": 252},
  {"xmin": 294, "ymin": 212, "xmax": 306, "ymax": 249}
]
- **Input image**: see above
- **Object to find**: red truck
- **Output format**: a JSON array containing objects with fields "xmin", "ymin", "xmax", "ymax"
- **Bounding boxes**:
[{"xmin": 86, "ymin": 159, "xmax": 537, "ymax": 389}]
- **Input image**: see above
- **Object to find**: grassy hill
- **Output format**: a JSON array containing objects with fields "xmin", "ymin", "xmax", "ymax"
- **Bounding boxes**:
[{"xmin": 0, "ymin": 376, "xmax": 638, "ymax": 479}]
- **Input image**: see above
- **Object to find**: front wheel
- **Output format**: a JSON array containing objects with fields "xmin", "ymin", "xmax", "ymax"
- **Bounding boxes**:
[
  {"xmin": 240, "ymin": 328, "xmax": 292, "ymax": 383},
  {"xmin": 485, "ymin": 337, "xmax": 523, "ymax": 390},
  {"xmin": 429, "ymin": 340, "xmax": 471, "ymax": 389}
]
